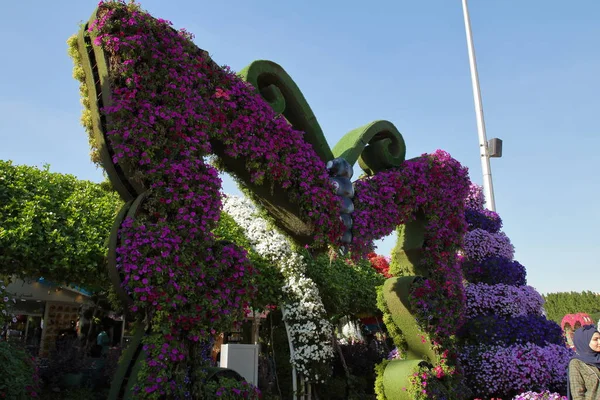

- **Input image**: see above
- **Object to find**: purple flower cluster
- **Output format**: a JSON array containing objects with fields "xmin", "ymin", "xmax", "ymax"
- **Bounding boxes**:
[
  {"xmin": 213, "ymin": 380, "xmax": 261, "ymax": 399},
  {"xmin": 464, "ymin": 283, "xmax": 544, "ymax": 319},
  {"xmin": 456, "ymin": 315, "xmax": 565, "ymax": 347},
  {"xmin": 93, "ymin": 1, "xmax": 345, "ymax": 250},
  {"xmin": 462, "ymin": 228, "xmax": 515, "ymax": 262},
  {"xmin": 465, "ymin": 207, "xmax": 503, "ymax": 233},
  {"xmin": 465, "ymin": 183, "xmax": 485, "ymax": 210},
  {"xmin": 460, "ymin": 343, "xmax": 573, "ymax": 398},
  {"xmin": 352, "ymin": 151, "xmax": 470, "ymax": 258},
  {"xmin": 462, "ymin": 256, "xmax": 527, "ymax": 286},
  {"xmin": 513, "ymin": 391, "xmax": 567, "ymax": 400},
  {"xmin": 84, "ymin": 1, "xmax": 346, "ymax": 396}
]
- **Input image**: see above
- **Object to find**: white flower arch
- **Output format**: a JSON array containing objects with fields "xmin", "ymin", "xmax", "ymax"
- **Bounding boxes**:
[{"xmin": 222, "ymin": 195, "xmax": 334, "ymax": 383}]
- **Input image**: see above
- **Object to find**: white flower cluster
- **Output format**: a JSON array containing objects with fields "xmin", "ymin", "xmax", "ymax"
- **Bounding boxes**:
[{"xmin": 222, "ymin": 195, "xmax": 334, "ymax": 382}]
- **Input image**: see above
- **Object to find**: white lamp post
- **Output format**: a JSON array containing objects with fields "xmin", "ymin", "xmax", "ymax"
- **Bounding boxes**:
[{"xmin": 461, "ymin": 0, "xmax": 501, "ymax": 211}]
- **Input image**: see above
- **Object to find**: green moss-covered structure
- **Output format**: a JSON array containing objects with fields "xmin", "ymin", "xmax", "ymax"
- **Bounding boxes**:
[{"xmin": 389, "ymin": 212, "xmax": 426, "ymax": 276}]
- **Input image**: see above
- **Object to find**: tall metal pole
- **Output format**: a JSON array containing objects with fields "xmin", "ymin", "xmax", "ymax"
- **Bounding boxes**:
[{"xmin": 461, "ymin": 0, "xmax": 496, "ymax": 211}]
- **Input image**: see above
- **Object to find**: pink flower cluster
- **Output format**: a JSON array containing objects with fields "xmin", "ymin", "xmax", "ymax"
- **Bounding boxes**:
[{"xmin": 352, "ymin": 151, "xmax": 470, "ymax": 258}]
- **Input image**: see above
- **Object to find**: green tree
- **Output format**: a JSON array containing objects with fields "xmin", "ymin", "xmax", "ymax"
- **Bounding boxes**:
[
  {"xmin": 0, "ymin": 160, "xmax": 122, "ymax": 289},
  {"xmin": 543, "ymin": 291, "xmax": 600, "ymax": 324}
]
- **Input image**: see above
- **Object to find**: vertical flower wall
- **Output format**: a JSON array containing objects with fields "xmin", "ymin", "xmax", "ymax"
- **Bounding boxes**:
[
  {"xmin": 457, "ymin": 184, "xmax": 573, "ymax": 398},
  {"xmin": 68, "ymin": 1, "xmax": 345, "ymax": 397}
]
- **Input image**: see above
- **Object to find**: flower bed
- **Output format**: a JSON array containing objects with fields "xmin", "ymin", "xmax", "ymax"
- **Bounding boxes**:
[
  {"xmin": 512, "ymin": 391, "xmax": 567, "ymax": 400},
  {"xmin": 460, "ymin": 184, "xmax": 571, "ymax": 400}
]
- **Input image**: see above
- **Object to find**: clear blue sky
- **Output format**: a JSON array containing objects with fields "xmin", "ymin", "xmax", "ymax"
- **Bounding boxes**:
[{"xmin": 1, "ymin": 1, "xmax": 598, "ymax": 294}]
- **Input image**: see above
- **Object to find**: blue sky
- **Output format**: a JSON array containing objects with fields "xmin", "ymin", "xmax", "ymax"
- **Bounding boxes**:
[{"xmin": 1, "ymin": 1, "xmax": 598, "ymax": 294}]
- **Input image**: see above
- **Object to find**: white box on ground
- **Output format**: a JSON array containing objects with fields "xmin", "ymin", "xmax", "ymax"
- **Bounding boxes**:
[{"xmin": 219, "ymin": 344, "xmax": 259, "ymax": 385}]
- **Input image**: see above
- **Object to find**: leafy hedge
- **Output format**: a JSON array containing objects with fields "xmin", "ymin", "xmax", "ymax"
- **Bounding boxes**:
[
  {"xmin": 542, "ymin": 291, "xmax": 600, "ymax": 324},
  {"xmin": 0, "ymin": 160, "xmax": 122, "ymax": 289}
]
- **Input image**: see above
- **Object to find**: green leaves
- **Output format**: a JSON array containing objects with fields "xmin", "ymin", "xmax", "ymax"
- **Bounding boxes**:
[
  {"xmin": 0, "ymin": 160, "xmax": 122, "ymax": 289},
  {"xmin": 0, "ymin": 341, "xmax": 38, "ymax": 398},
  {"xmin": 303, "ymin": 252, "xmax": 385, "ymax": 322}
]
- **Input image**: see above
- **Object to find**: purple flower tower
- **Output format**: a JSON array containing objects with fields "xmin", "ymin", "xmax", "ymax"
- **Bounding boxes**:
[{"xmin": 457, "ymin": 184, "xmax": 573, "ymax": 398}]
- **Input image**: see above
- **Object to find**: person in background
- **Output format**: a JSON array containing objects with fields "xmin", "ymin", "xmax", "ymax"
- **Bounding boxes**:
[
  {"xmin": 568, "ymin": 325, "xmax": 600, "ymax": 399},
  {"xmin": 96, "ymin": 325, "xmax": 111, "ymax": 357}
]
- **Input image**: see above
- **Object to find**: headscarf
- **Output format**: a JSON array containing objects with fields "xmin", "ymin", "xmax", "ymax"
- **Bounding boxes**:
[{"xmin": 567, "ymin": 325, "xmax": 600, "ymax": 399}]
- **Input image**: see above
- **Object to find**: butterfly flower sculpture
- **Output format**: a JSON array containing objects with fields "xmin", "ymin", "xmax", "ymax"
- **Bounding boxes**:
[{"xmin": 70, "ymin": 1, "xmax": 472, "ymax": 398}]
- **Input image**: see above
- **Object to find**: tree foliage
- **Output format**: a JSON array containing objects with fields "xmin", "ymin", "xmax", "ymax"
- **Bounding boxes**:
[
  {"xmin": 542, "ymin": 291, "xmax": 600, "ymax": 324},
  {"xmin": 0, "ymin": 160, "xmax": 122, "ymax": 289},
  {"xmin": 304, "ymin": 252, "xmax": 385, "ymax": 322}
]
